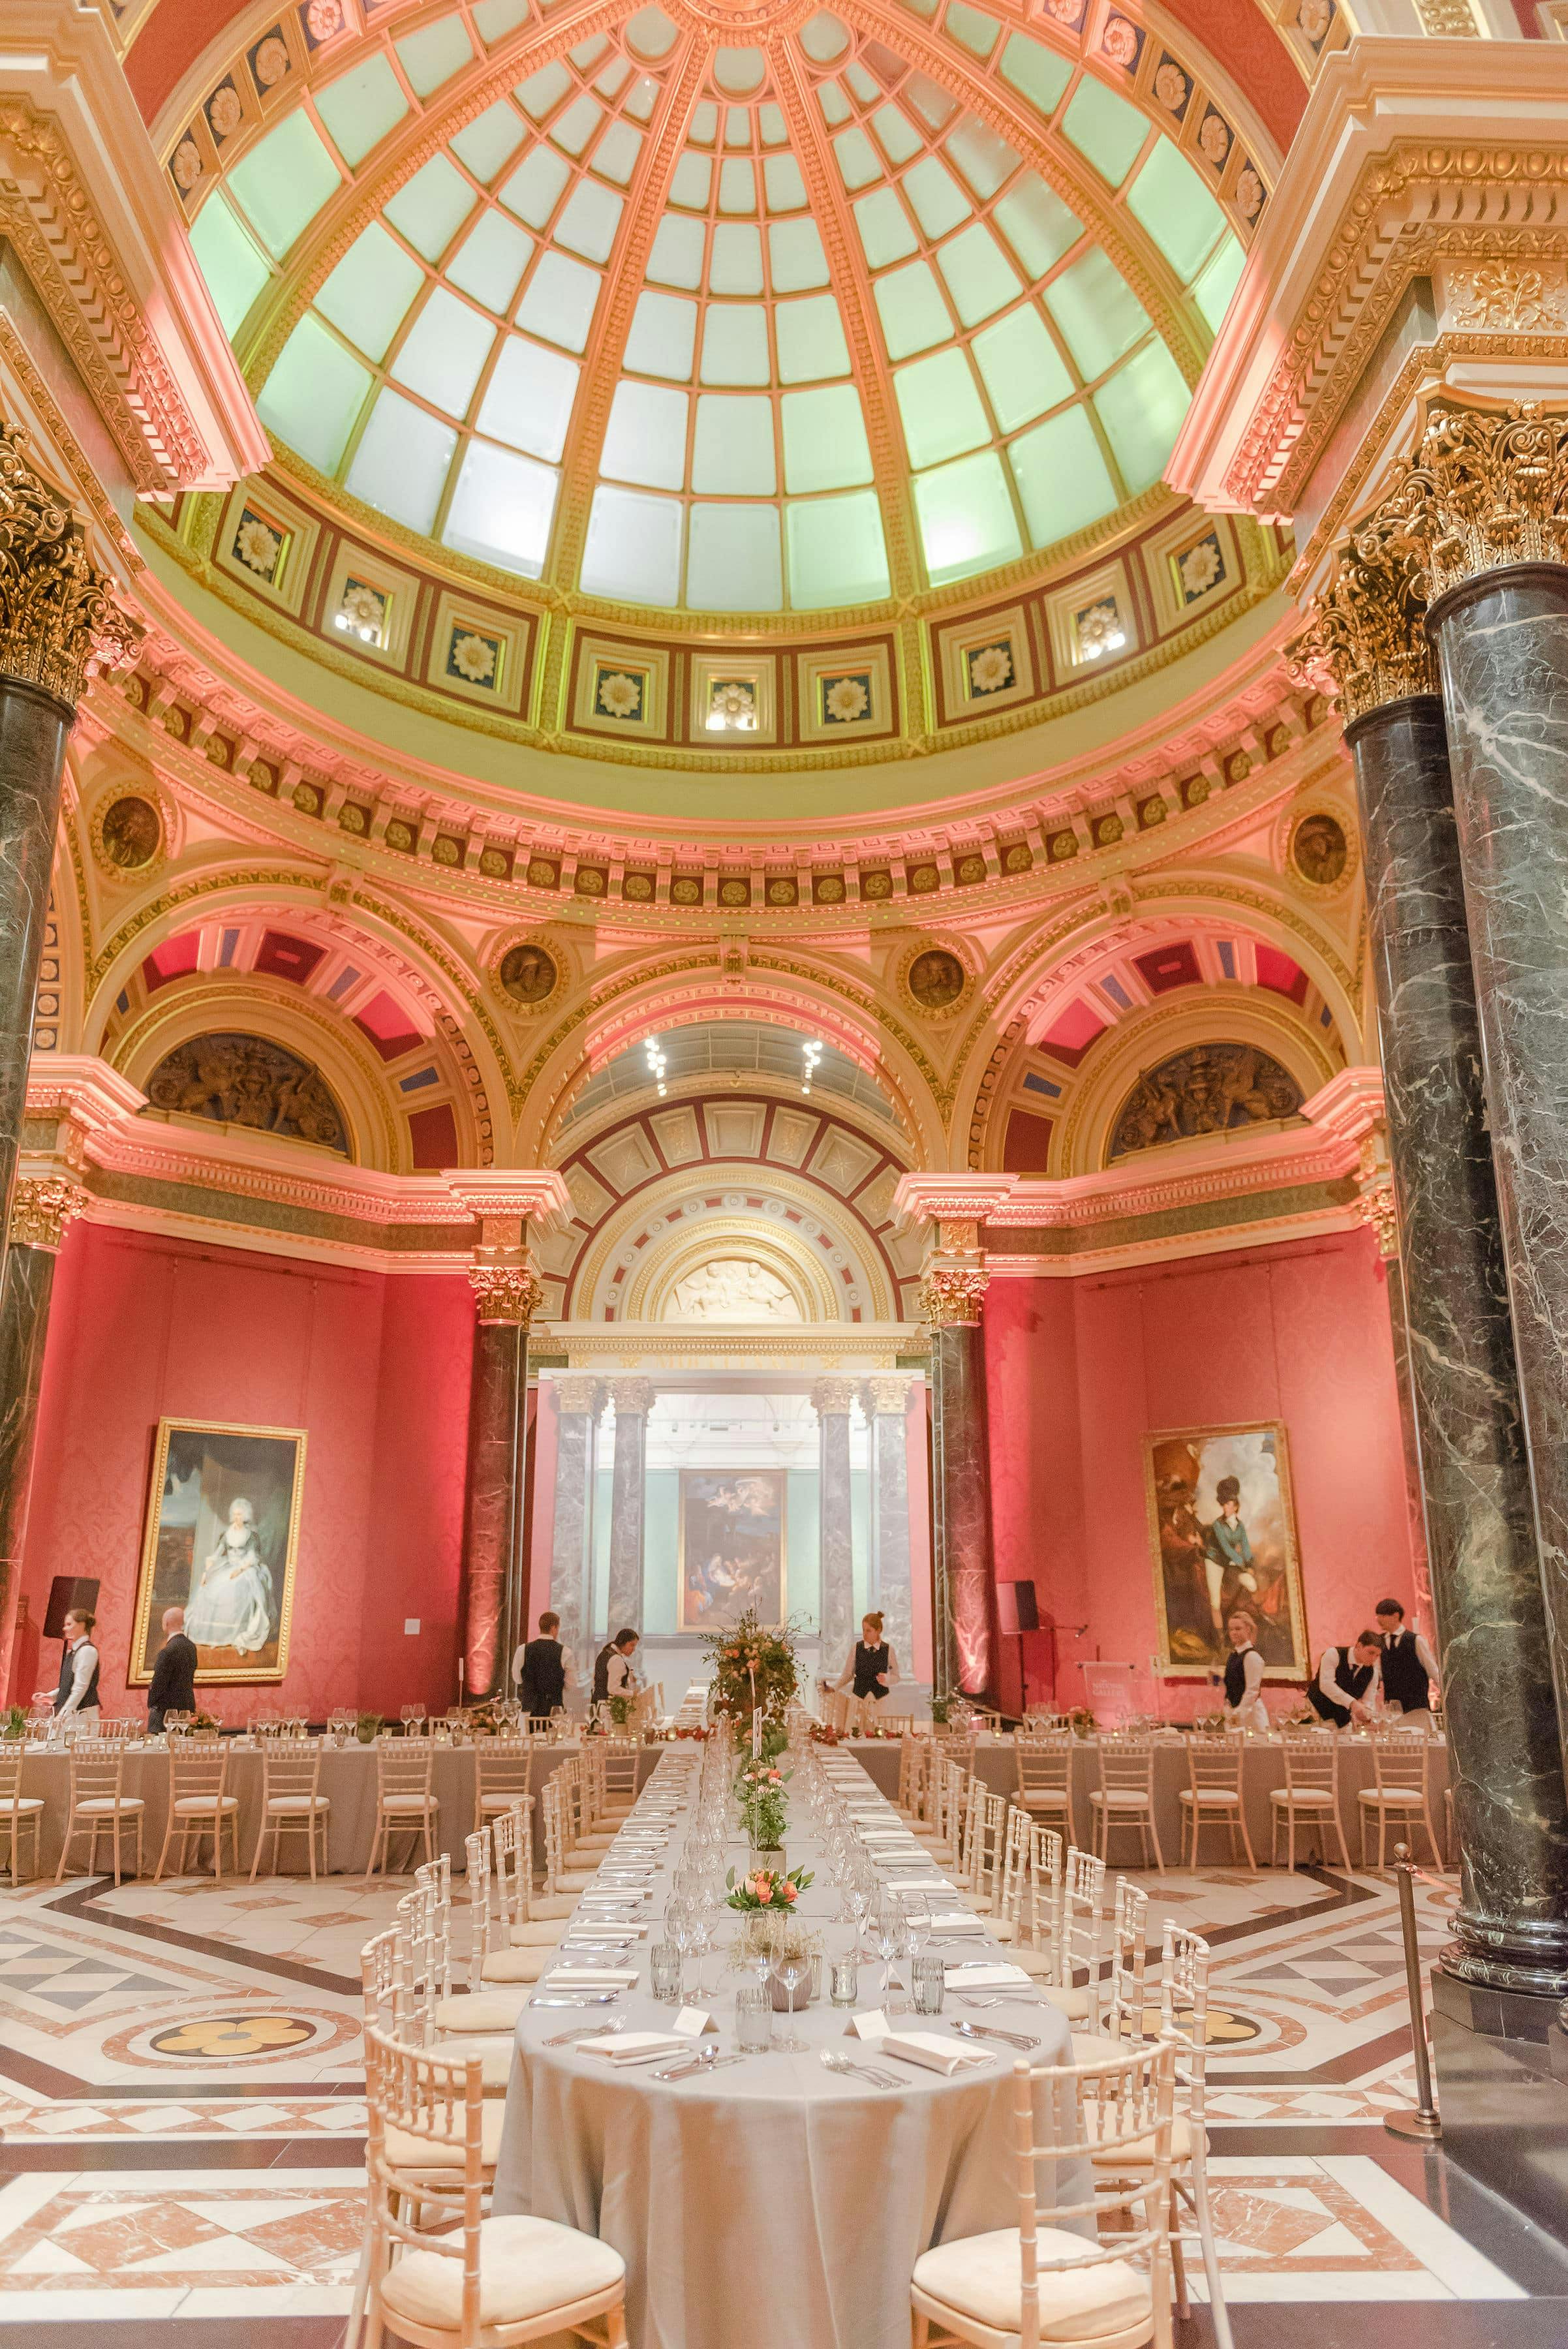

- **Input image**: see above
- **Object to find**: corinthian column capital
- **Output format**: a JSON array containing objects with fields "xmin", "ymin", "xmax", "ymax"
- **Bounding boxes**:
[
  {"xmin": 810, "ymin": 1375, "xmax": 858, "ymax": 1417},
  {"xmin": 8, "ymin": 1174, "xmax": 81, "ymax": 1251},
  {"xmin": 609, "ymin": 1376, "xmax": 654, "ymax": 1417},
  {"xmin": 1293, "ymin": 497, "xmax": 1437, "ymax": 726},
  {"xmin": 0, "ymin": 426, "xmax": 140, "ymax": 709},
  {"xmin": 1400, "ymin": 402, "xmax": 1568, "ymax": 600},
  {"xmin": 467, "ymin": 1259, "xmax": 544, "ymax": 1326},
  {"xmin": 919, "ymin": 1264, "xmax": 990, "ymax": 1328}
]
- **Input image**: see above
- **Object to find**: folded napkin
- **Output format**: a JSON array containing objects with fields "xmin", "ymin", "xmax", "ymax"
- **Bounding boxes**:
[
  {"xmin": 887, "ymin": 1877, "xmax": 955, "ymax": 1894},
  {"xmin": 942, "ymin": 1961, "xmax": 1032, "ymax": 1988},
  {"xmin": 857, "ymin": 1828, "xmax": 915, "ymax": 1842},
  {"xmin": 880, "ymin": 2032, "xmax": 991, "ymax": 2076},
  {"xmin": 929, "ymin": 1911, "xmax": 985, "ymax": 1935},
  {"xmin": 576, "ymin": 2031, "xmax": 686, "ymax": 2066},
  {"xmin": 546, "ymin": 1966, "xmax": 639, "ymax": 1989}
]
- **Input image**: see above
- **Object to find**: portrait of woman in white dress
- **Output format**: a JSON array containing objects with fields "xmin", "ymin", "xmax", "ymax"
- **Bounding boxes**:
[{"xmin": 185, "ymin": 1495, "xmax": 275, "ymax": 1654}]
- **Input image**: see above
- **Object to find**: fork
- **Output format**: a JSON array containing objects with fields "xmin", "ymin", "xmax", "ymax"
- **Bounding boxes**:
[
  {"xmin": 819, "ymin": 2050, "xmax": 897, "ymax": 2090},
  {"xmin": 958, "ymin": 1995, "xmax": 1051, "ymax": 2010},
  {"xmin": 952, "ymin": 2018, "xmax": 1039, "ymax": 2051},
  {"xmin": 546, "ymin": 2016, "xmax": 627, "ymax": 2048}
]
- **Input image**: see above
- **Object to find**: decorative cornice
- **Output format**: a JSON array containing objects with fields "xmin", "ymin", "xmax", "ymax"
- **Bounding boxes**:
[
  {"xmin": 0, "ymin": 423, "xmax": 141, "ymax": 708},
  {"xmin": 1400, "ymin": 402, "xmax": 1568, "ymax": 601},
  {"xmin": 8, "ymin": 1172, "xmax": 81, "ymax": 1251},
  {"xmin": 893, "ymin": 1174, "xmax": 1022, "ymax": 1229}
]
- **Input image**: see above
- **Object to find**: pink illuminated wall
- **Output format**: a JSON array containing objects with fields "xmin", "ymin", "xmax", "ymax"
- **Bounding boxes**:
[
  {"xmin": 12, "ymin": 1222, "xmax": 474, "ymax": 1723},
  {"xmin": 985, "ymin": 1230, "xmax": 1419, "ymax": 1719}
]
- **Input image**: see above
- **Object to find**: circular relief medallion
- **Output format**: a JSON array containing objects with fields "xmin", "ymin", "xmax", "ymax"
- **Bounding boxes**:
[
  {"xmin": 906, "ymin": 947, "xmax": 968, "ymax": 1013},
  {"xmin": 498, "ymin": 942, "xmax": 560, "ymax": 1007},
  {"xmin": 1291, "ymin": 810, "xmax": 1349, "ymax": 887},
  {"xmin": 97, "ymin": 793, "xmax": 162, "ymax": 872}
]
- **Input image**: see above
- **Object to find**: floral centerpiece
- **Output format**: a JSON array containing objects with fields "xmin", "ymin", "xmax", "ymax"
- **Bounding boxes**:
[
  {"xmin": 1, "ymin": 1704, "xmax": 27, "ymax": 1742},
  {"xmin": 735, "ymin": 1751, "xmax": 791, "ymax": 1858},
  {"xmin": 726, "ymin": 1862, "xmax": 813, "ymax": 1912},
  {"xmin": 702, "ymin": 1608, "xmax": 800, "ymax": 1725}
]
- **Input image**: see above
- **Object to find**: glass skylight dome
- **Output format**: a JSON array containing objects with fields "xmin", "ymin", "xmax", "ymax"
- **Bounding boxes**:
[{"xmin": 191, "ymin": 0, "xmax": 1243, "ymax": 617}]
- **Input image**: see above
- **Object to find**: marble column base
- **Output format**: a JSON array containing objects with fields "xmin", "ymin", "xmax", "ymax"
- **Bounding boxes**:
[{"xmin": 1432, "ymin": 1969, "xmax": 1568, "ymax": 2239}]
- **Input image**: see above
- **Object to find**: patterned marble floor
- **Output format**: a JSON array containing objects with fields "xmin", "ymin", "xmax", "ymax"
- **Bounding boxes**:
[{"xmin": 1, "ymin": 1860, "xmax": 1564, "ymax": 2341}]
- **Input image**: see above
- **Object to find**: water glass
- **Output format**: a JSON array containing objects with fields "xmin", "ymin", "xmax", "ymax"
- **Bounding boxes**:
[
  {"xmin": 829, "ymin": 1952, "xmax": 859, "ymax": 2008},
  {"xmin": 913, "ymin": 1948, "xmax": 946, "ymax": 2017},
  {"xmin": 649, "ymin": 1941, "xmax": 683, "ymax": 2003},
  {"xmin": 736, "ymin": 1982, "xmax": 773, "ymax": 2051}
]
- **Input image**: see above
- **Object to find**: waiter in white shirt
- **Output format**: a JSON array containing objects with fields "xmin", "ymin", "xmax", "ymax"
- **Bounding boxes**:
[
  {"xmin": 1376, "ymin": 1599, "xmax": 1440, "ymax": 1717},
  {"xmin": 592, "ymin": 1627, "xmax": 641, "ymax": 1706},
  {"xmin": 1307, "ymin": 1631, "xmax": 1383, "ymax": 1728},
  {"xmin": 1220, "ymin": 1610, "xmax": 1268, "ymax": 1732},
  {"xmin": 44, "ymin": 1608, "xmax": 102, "ymax": 1729}
]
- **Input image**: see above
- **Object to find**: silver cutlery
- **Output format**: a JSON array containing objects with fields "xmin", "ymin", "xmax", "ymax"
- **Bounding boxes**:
[
  {"xmin": 952, "ymin": 2018, "xmax": 1039, "ymax": 2050},
  {"xmin": 958, "ymin": 1995, "xmax": 1053, "ymax": 2011},
  {"xmin": 819, "ymin": 2050, "xmax": 899, "ymax": 2090},
  {"xmin": 546, "ymin": 2016, "xmax": 626, "ymax": 2047},
  {"xmin": 529, "ymin": 1991, "xmax": 621, "ymax": 2007},
  {"xmin": 653, "ymin": 2049, "xmax": 747, "ymax": 2083}
]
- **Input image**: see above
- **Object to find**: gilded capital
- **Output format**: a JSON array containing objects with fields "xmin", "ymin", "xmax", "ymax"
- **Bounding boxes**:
[
  {"xmin": 0, "ymin": 426, "xmax": 141, "ymax": 709},
  {"xmin": 609, "ymin": 1376, "xmax": 654, "ymax": 1417},
  {"xmin": 1400, "ymin": 403, "xmax": 1568, "ymax": 601},
  {"xmin": 810, "ymin": 1375, "xmax": 859, "ymax": 1417},
  {"xmin": 553, "ymin": 1374, "xmax": 604, "ymax": 1417},
  {"xmin": 866, "ymin": 1374, "xmax": 912, "ymax": 1417},
  {"xmin": 1295, "ymin": 495, "xmax": 1437, "ymax": 726},
  {"xmin": 8, "ymin": 1174, "xmax": 81, "ymax": 1251},
  {"xmin": 467, "ymin": 1259, "xmax": 544, "ymax": 1326},
  {"xmin": 919, "ymin": 1265, "xmax": 990, "ymax": 1328},
  {"xmin": 1355, "ymin": 1132, "xmax": 1400, "ymax": 1261}
]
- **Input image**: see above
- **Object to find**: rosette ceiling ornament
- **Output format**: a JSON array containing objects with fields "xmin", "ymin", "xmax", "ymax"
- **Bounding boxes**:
[{"xmin": 181, "ymin": 0, "xmax": 1255, "ymax": 625}]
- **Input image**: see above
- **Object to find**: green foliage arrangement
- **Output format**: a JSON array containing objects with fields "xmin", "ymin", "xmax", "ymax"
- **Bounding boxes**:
[{"xmin": 703, "ymin": 1609, "xmax": 799, "ymax": 1722}]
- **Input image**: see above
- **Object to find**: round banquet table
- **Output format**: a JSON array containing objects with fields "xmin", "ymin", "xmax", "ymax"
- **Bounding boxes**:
[{"xmin": 492, "ymin": 1751, "xmax": 1085, "ymax": 2349}]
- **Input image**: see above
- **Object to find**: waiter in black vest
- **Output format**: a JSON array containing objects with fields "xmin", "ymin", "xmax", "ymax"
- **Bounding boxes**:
[
  {"xmin": 1376, "ymin": 1599, "xmax": 1439, "ymax": 1717},
  {"xmin": 592, "ymin": 1627, "xmax": 641, "ymax": 1706},
  {"xmin": 512, "ymin": 1611, "xmax": 576, "ymax": 1724},
  {"xmin": 1307, "ymin": 1631, "xmax": 1381, "ymax": 1728},
  {"xmin": 52, "ymin": 1607, "xmax": 102, "ymax": 1728}
]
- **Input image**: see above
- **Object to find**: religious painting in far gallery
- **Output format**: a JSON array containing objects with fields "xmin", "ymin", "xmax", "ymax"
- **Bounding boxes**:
[
  {"xmin": 1145, "ymin": 1422, "xmax": 1307, "ymax": 1678},
  {"xmin": 678, "ymin": 1469, "xmax": 786, "ymax": 1630},
  {"xmin": 130, "ymin": 1419, "xmax": 307, "ymax": 1683}
]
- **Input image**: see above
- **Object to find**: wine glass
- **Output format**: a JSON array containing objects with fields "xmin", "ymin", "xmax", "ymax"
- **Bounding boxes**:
[
  {"xmin": 873, "ymin": 1897, "xmax": 903, "ymax": 2010},
  {"xmin": 400, "ymin": 1705, "xmax": 418, "ymax": 1733},
  {"xmin": 664, "ymin": 1896, "xmax": 694, "ymax": 2001},
  {"xmin": 846, "ymin": 1876, "xmax": 873, "ymax": 1958},
  {"xmin": 773, "ymin": 1944, "xmax": 810, "ymax": 2051}
]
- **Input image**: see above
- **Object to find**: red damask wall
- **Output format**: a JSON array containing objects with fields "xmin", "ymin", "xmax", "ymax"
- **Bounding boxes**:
[
  {"xmin": 984, "ymin": 1230, "xmax": 1419, "ymax": 1719},
  {"xmin": 11, "ymin": 1223, "xmax": 473, "ymax": 1723}
]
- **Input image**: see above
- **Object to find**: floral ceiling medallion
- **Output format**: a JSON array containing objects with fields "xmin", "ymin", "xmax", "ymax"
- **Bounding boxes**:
[{"xmin": 673, "ymin": 0, "xmax": 816, "ymax": 30}]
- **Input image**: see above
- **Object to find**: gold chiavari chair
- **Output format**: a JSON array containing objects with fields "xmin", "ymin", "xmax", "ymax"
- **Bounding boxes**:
[
  {"xmin": 1359, "ymin": 1725, "xmax": 1445, "ymax": 1870},
  {"xmin": 0, "ymin": 1745, "xmax": 43, "ymax": 1886},
  {"xmin": 369, "ymin": 1734, "xmax": 440, "ymax": 1877},
  {"xmin": 1179, "ymin": 1732, "xmax": 1255, "ymax": 1870},
  {"xmin": 1015, "ymin": 1730, "xmax": 1077, "ymax": 1843},
  {"xmin": 251, "ymin": 1736, "xmax": 330, "ymax": 1879},
  {"xmin": 155, "ymin": 1738, "xmax": 240, "ymax": 1881},
  {"xmin": 910, "ymin": 2038, "xmax": 1176, "ymax": 2349},
  {"xmin": 1037, "ymin": 1845, "xmax": 1105, "ymax": 2031},
  {"xmin": 356, "ymin": 2027, "xmax": 627, "ymax": 2349},
  {"xmin": 472, "ymin": 1736, "xmax": 534, "ymax": 1837},
  {"xmin": 54, "ymin": 1745, "xmax": 144, "ymax": 1884},
  {"xmin": 1270, "ymin": 1727, "xmax": 1352, "ymax": 1871},
  {"xmin": 1088, "ymin": 1733, "xmax": 1165, "ymax": 1869},
  {"xmin": 1071, "ymin": 1875, "xmax": 1149, "ymax": 2060}
]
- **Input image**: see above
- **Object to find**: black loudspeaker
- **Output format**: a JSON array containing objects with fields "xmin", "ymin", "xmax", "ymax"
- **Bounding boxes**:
[
  {"xmin": 996, "ymin": 1580, "xmax": 1040, "ymax": 1635},
  {"xmin": 44, "ymin": 1576, "xmax": 100, "ymax": 1640}
]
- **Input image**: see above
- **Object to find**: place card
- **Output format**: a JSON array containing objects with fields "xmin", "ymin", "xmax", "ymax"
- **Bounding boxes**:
[
  {"xmin": 852, "ymin": 2009, "xmax": 891, "ymax": 2040},
  {"xmin": 672, "ymin": 2006, "xmax": 717, "ymax": 2037}
]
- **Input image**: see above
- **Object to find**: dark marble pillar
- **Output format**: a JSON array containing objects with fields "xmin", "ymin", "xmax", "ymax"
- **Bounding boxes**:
[
  {"xmin": 606, "ymin": 1377, "xmax": 653, "ymax": 1633},
  {"xmin": 867, "ymin": 1374, "xmax": 914, "ymax": 1668},
  {"xmin": 924, "ymin": 1267, "xmax": 997, "ymax": 1703},
  {"xmin": 0, "ymin": 426, "xmax": 134, "ymax": 1285},
  {"xmin": 459, "ymin": 1262, "xmax": 541, "ymax": 1702},
  {"xmin": 549, "ymin": 1375, "xmax": 602, "ymax": 1674},
  {"xmin": 813, "ymin": 1377, "xmax": 857, "ymax": 1669},
  {"xmin": 1347, "ymin": 688, "xmax": 1568, "ymax": 1991},
  {"xmin": 0, "ymin": 1177, "xmax": 79, "ymax": 1702}
]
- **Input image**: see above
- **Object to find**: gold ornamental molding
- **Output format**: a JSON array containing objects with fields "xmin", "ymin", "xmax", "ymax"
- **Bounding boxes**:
[
  {"xmin": 1398, "ymin": 402, "xmax": 1568, "ymax": 599},
  {"xmin": 467, "ymin": 1260, "xmax": 546, "ymax": 1327},
  {"xmin": 8, "ymin": 1172, "xmax": 82, "ymax": 1251},
  {"xmin": 1291, "ymin": 502, "xmax": 1437, "ymax": 729},
  {"xmin": 0, "ymin": 424, "xmax": 140, "ymax": 708},
  {"xmin": 919, "ymin": 1263, "xmax": 991, "ymax": 1328}
]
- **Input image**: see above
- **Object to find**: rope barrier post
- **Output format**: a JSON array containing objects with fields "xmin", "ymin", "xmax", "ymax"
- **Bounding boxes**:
[{"xmin": 1385, "ymin": 1841, "xmax": 1442, "ymax": 2142}]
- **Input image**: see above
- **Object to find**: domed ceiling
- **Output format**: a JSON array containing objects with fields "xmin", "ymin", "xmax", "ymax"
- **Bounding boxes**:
[{"xmin": 157, "ymin": 0, "xmax": 1282, "ymax": 784}]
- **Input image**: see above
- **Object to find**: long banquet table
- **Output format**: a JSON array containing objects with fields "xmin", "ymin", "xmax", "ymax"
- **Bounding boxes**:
[
  {"xmin": 12, "ymin": 1737, "xmax": 660, "ymax": 1879},
  {"xmin": 491, "ymin": 1745, "xmax": 1085, "ymax": 2349},
  {"xmin": 847, "ymin": 1727, "xmax": 1451, "ymax": 1866}
]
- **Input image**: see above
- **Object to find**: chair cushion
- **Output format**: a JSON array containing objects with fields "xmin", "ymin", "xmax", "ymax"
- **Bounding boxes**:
[
  {"xmin": 510, "ymin": 1919, "xmax": 568, "ymax": 1946},
  {"xmin": 435, "ymin": 1987, "xmax": 531, "ymax": 2034},
  {"xmin": 433, "ymin": 2035, "xmax": 514, "ymax": 2093},
  {"xmin": 479, "ymin": 1943, "xmax": 551, "ymax": 1984},
  {"xmin": 1269, "ymin": 1787, "xmax": 1338, "ymax": 1807},
  {"xmin": 1, "ymin": 1798, "xmax": 44, "ymax": 1815},
  {"xmin": 1006, "ymin": 1942, "xmax": 1057, "ymax": 1980},
  {"xmin": 173, "ymin": 1794, "xmax": 239, "ymax": 1815},
  {"xmin": 380, "ymin": 2214, "xmax": 624, "ymax": 2333},
  {"xmin": 74, "ymin": 1798, "xmax": 146, "ymax": 1815},
  {"xmin": 480, "ymin": 1792, "xmax": 529, "ymax": 1812},
  {"xmin": 1178, "ymin": 1788, "xmax": 1240, "ymax": 1805},
  {"xmin": 529, "ymin": 1893, "xmax": 579, "ymax": 1920},
  {"xmin": 380, "ymin": 1792, "xmax": 438, "ymax": 1813},
  {"xmin": 1039, "ymin": 1983, "xmax": 1093, "ymax": 2023},
  {"xmin": 1018, "ymin": 1790, "xmax": 1073, "ymax": 1809},
  {"xmin": 573, "ymin": 1832, "xmax": 617, "ymax": 1850},
  {"xmin": 382, "ymin": 2098, "xmax": 507, "ymax": 2172},
  {"xmin": 1357, "ymin": 1788, "xmax": 1424, "ymax": 1806},
  {"xmin": 1090, "ymin": 1790, "xmax": 1152, "ymax": 1809},
  {"xmin": 912, "ymin": 2226, "xmax": 1150, "ymax": 2342},
  {"xmin": 267, "ymin": 1794, "xmax": 329, "ymax": 1812},
  {"xmin": 1089, "ymin": 2113, "xmax": 1195, "ymax": 2168},
  {"xmin": 553, "ymin": 1869, "xmax": 599, "ymax": 1891}
]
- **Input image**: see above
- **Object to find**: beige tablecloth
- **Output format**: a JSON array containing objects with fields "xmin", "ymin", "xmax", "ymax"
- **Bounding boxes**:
[
  {"xmin": 493, "ymin": 1750, "xmax": 1084, "ymax": 2349},
  {"xmin": 846, "ymin": 1728, "xmax": 1449, "ymax": 1865},
  {"xmin": 12, "ymin": 1739, "xmax": 660, "ymax": 1879}
]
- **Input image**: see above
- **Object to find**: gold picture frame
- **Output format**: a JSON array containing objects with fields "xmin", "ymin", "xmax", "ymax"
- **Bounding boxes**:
[
  {"xmin": 1145, "ymin": 1420, "xmax": 1308, "ymax": 1680},
  {"xmin": 677, "ymin": 1468, "xmax": 787, "ymax": 1632},
  {"xmin": 131, "ymin": 1417, "xmax": 307, "ymax": 1685}
]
